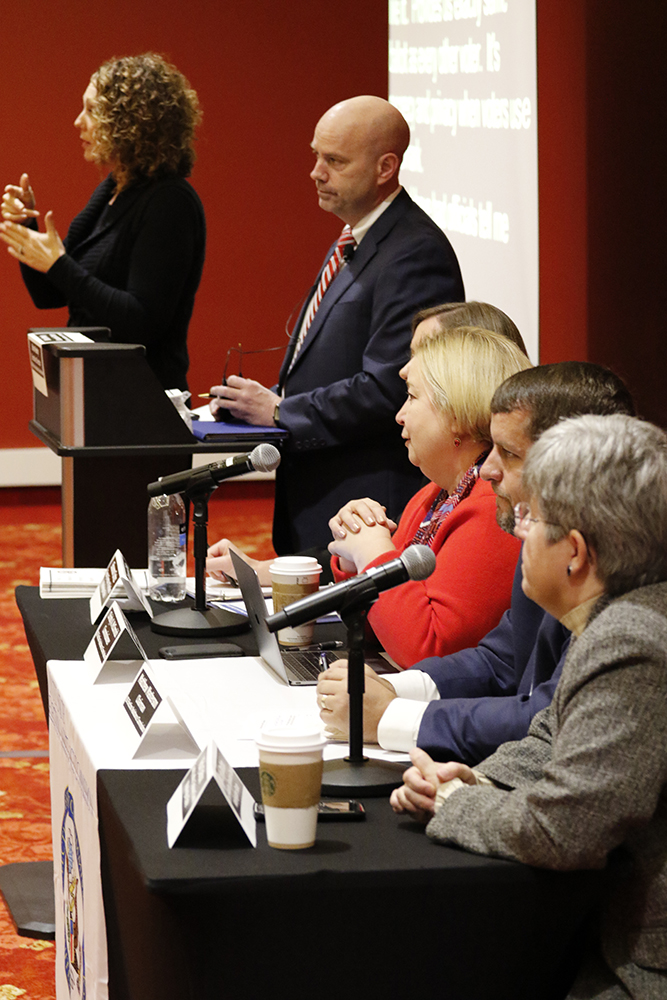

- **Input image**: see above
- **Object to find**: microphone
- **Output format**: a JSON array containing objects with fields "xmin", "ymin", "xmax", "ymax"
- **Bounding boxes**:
[
  {"xmin": 342, "ymin": 243, "xmax": 356, "ymax": 263},
  {"xmin": 265, "ymin": 544, "xmax": 435, "ymax": 631},
  {"xmin": 147, "ymin": 443, "xmax": 281, "ymax": 497}
]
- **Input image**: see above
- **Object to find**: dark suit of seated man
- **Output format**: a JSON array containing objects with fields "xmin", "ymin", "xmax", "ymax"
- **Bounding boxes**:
[
  {"xmin": 316, "ymin": 362, "xmax": 636, "ymax": 763},
  {"xmin": 208, "ymin": 95, "xmax": 464, "ymax": 553}
]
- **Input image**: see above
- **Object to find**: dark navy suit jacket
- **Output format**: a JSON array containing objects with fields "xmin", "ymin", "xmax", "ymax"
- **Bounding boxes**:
[
  {"xmin": 414, "ymin": 558, "xmax": 571, "ymax": 764},
  {"xmin": 273, "ymin": 189, "xmax": 464, "ymax": 553}
]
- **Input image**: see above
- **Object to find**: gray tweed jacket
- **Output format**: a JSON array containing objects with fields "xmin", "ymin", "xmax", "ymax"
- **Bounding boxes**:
[{"xmin": 427, "ymin": 582, "xmax": 667, "ymax": 998}]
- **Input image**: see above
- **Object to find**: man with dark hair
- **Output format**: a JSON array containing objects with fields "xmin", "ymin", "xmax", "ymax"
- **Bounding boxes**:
[
  {"xmin": 492, "ymin": 360, "xmax": 636, "ymax": 452},
  {"xmin": 317, "ymin": 361, "xmax": 636, "ymax": 764}
]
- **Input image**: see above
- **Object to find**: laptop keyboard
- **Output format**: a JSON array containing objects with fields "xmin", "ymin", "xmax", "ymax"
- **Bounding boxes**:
[{"xmin": 282, "ymin": 648, "xmax": 338, "ymax": 682}]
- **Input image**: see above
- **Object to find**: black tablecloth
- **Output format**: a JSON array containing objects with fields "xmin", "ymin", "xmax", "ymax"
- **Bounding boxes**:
[
  {"xmin": 17, "ymin": 586, "xmax": 605, "ymax": 1000},
  {"xmin": 97, "ymin": 767, "xmax": 602, "ymax": 1000}
]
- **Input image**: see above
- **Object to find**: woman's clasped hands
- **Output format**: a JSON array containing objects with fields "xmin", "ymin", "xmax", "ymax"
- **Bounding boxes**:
[
  {"xmin": 390, "ymin": 748, "xmax": 478, "ymax": 824},
  {"xmin": 327, "ymin": 497, "xmax": 398, "ymax": 573}
]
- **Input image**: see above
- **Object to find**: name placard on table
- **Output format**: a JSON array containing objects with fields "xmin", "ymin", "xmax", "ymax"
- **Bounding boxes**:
[
  {"xmin": 89, "ymin": 549, "xmax": 153, "ymax": 623},
  {"xmin": 121, "ymin": 663, "xmax": 199, "ymax": 760},
  {"xmin": 166, "ymin": 741, "xmax": 257, "ymax": 848},
  {"xmin": 28, "ymin": 329, "xmax": 92, "ymax": 396},
  {"xmin": 84, "ymin": 601, "xmax": 149, "ymax": 680}
]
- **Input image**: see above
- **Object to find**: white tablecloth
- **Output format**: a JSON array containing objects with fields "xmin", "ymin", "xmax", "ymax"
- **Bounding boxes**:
[{"xmin": 48, "ymin": 653, "xmax": 404, "ymax": 999}]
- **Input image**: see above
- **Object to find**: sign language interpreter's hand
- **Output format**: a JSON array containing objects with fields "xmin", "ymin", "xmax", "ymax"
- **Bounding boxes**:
[
  {"xmin": 2, "ymin": 173, "xmax": 38, "ymax": 223},
  {"xmin": 0, "ymin": 210, "xmax": 65, "ymax": 272}
]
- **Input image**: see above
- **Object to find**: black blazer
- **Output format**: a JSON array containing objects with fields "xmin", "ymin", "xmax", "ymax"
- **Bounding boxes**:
[{"xmin": 20, "ymin": 174, "xmax": 206, "ymax": 390}]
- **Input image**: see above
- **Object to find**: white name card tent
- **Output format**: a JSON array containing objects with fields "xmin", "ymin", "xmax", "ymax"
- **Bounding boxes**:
[
  {"xmin": 166, "ymin": 741, "xmax": 257, "ymax": 849},
  {"xmin": 122, "ymin": 663, "xmax": 200, "ymax": 760},
  {"xmin": 84, "ymin": 602, "xmax": 150, "ymax": 682},
  {"xmin": 89, "ymin": 550, "xmax": 153, "ymax": 623}
]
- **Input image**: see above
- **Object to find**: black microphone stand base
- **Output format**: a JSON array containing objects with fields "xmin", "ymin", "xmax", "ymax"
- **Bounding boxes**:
[
  {"xmin": 150, "ymin": 604, "xmax": 250, "ymax": 637},
  {"xmin": 321, "ymin": 757, "xmax": 407, "ymax": 797}
]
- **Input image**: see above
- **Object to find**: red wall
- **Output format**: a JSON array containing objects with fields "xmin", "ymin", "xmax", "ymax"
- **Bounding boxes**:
[
  {"xmin": 1, "ymin": 0, "xmax": 664, "ymax": 453},
  {"xmin": 537, "ymin": 1, "xmax": 666, "ymax": 425},
  {"xmin": 0, "ymin": 0, "xmax": 389, "ymax": 449},
  {"xmin": 536, "ymin": 2, "xmax": 588, "ymax": 366}
]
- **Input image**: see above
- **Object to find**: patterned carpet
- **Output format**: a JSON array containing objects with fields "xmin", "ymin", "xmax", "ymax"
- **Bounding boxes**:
[{"xmin": 0, "ymin": 485, "xmax": 275, "ymax": 999}]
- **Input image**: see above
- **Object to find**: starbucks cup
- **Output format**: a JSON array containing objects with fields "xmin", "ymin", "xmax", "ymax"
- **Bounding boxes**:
[
  {"xmin": 257, "ymin": 725, "xmax": 326, "ymax": 849},
  {"xmin": 269, "ymin": 556, "xmax": 322, "ymax": 646}
]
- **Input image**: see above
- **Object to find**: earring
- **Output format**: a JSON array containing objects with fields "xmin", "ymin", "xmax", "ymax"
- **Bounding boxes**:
[
  {"xmin": 567, "ymin": 565, "xmax": 572, "ymax": 576},
  {"xmin": 454, "ymin": 437, "xmax": 461, "ymax": 448}
]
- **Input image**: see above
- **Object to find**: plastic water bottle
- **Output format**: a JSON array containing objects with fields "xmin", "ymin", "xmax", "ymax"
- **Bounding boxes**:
[{"xmin": 147, "ymin": 494, "xmax": 187, "ymax": 602}]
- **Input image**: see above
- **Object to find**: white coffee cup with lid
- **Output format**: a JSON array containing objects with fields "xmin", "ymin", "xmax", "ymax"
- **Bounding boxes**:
[
  {"xmin": 257, "ymin": 724, "xmax": 326, "ymax": 849},
  {"xmin": 269, "ymin": 556, "xmax": 322, "ymax": 646}
]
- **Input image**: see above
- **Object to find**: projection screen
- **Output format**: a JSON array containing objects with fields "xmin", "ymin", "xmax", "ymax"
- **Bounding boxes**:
[{"xmin": 389, "ymin": 0, "xmax": 539, "ymax": 359}]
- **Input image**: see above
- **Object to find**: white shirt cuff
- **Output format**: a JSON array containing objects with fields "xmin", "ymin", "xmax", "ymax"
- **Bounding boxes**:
[
  {"xmin": 377, "ymin": 697, "xmax": 429, "ymax": 752},
  {"xmin": 386, "ymin": 669, "xmax": 440, "ymax": 701},
  {"xmin": 377, "ymin": 671, "xmax": 440, "ymax": 752},
  {"xmin": 433, "ymin": 771, "xmax": 495, "ymax": 811}
]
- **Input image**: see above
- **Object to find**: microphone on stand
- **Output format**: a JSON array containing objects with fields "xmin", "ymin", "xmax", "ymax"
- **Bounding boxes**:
[
  {"xmin": 273, "ymin": 544, "xmax": 435, "ymax": 795},
  {"xmin": 149, "ymin": 443, "xmax": 280, "ymax": 637},
  {"xmin": 147, "ymin": 443, "xmax": 281, "ymax": 497},
  {"xmin": 265, "ymin": 545, "xmax": 435, "ymax": 631}
]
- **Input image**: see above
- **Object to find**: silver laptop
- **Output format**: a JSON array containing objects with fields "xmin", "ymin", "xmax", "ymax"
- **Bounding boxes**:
[{"xmin": 230, "ymin": 550, "xmax": 338, "ymax": 686}]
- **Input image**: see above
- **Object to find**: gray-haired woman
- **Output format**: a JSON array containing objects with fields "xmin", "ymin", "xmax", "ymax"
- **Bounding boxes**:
[{"xmin": 391, "ymin": 413, "xmax": 667, "ymax": 999}]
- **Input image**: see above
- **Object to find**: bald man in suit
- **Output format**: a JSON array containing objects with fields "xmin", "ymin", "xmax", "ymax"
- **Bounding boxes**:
[{"xmin": 209, "ymin": 96, "xmax": 464, "ymax": 553}]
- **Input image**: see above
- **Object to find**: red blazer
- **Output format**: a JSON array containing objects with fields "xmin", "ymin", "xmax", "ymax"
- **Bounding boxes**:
[{"xmin": 331, "ymin": 478, "xmax": 521, "ymax": 669}]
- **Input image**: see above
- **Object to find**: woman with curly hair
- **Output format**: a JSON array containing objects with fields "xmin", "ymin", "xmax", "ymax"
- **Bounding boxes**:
[{"xmin": 0, "ymin": 53, "xmax": 205, "ymax": 390}]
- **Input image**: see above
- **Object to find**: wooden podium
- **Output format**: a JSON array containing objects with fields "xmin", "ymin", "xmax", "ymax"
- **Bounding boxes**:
[{"xmin": 28, "ymin": 338, "xmax": 280, "ymax": 567}]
